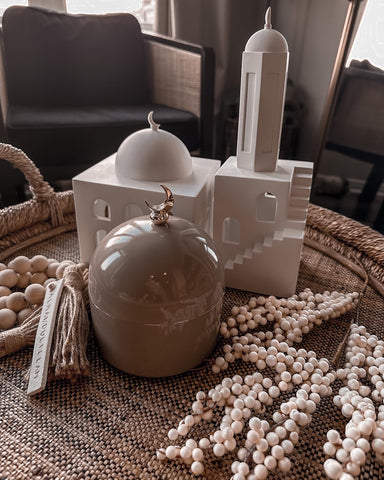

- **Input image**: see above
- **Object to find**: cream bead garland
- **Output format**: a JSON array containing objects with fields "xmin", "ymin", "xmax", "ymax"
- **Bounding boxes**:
[
  {"xmin": 157, "ymin": 288, "xmax": 360, "ymax": 479},
  {"xmin": 214, "ymin": 289, "xmax": 359, "ymax": 374},
  {"xmin": 322, "ymin": 324, "xmax": 384, "ymax": 479},
  {"xmin": 0, "ymin": 255, "xmax": 62, "ymax": 330},
  {"xmin": 158, "ymin": 343, "xmax": 332, "ymax": 478}
]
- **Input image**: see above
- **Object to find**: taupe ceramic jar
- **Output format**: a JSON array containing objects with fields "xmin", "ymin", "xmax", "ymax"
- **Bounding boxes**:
[{"xmin": 89, "ymin": 188, "xmax": 224, "ymax": 377}]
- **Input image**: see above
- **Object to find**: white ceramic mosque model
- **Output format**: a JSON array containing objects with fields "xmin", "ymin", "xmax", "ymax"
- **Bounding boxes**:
[
  {"xmin": 73, "ymin": 8, "xmax": 312, "ymax": 297},
  {"xmin": 72, "ymin": 111, "xmax": 220, "ymax": 264},
  {"xmin": 212, "ymin": 8, "xmax": 313, "ymax": 297}
]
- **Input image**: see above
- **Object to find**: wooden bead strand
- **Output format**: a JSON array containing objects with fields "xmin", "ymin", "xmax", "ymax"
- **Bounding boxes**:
[
  {"xmin": 157, "ymin": 289, "xmax": 360, "ymax": 479},
  {"xmin": 323, "ymin": 324, "xmax": 384, "ymax": 479},
  {"xmin": 0, "ymin": 255, "xmax": 63, "ymax": 330},
  {"xmin": 158, "ymin": 342, "xmax": 334, "ymax": 478}
]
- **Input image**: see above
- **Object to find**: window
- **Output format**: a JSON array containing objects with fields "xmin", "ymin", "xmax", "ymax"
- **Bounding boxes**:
[
  {"xmin": 0, "ymin": 1, "xmax": 69, "ymax": 17},
  {"xmin": 66, "ymin": 0, "xmax": 155, "ymax": 30},
  {"xmin": 95, "ymin": 229, "xmax": 107, "ymax": 245},
  {"xmin": 347, "ymin": 0, "xmax": 384, "ymax": 70},
  {"xmin": 222, "ymin": 217, "xmax": 241, "ymax": 245},
  {"xmin": 0, "ymin": 0, "xmax": 155, "ymax": 27},
  {"xmin": 257, "ymin": 192, "xmax": 277, "ymax": 222},
  {"xmin": 0, "ymin": 1, "xmax": 27, "ymax": 17},
  {"xmin": 93, "ymin": 199, "xmax": 111, "ymax": 221}
]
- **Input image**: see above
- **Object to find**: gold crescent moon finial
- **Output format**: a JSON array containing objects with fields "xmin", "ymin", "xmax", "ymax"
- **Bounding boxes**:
[
  {"xmin": 148, "ymin": 111, "xmax": 161, "ymax": 131},
  {"xmin": 145, "ymin": 185, "xmax": 174, "ymax": 225},
  {"xmin": 264, "ymin": 7, "xmax": 272, "ymax": 29}
]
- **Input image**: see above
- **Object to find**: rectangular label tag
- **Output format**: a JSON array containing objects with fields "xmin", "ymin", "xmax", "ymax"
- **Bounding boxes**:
[{"xmin": 27, "ymin": 278, "xmax": 64, "ymax": 396}]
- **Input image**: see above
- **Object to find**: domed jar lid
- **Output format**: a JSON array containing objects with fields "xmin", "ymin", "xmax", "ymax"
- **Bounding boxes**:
[
  {"xmin": 89, "ymin": 186, "xmax": 225, "ymax": 377},
  {"xmin": 245, "ymin": 7, "xmax": 288, "ymax": 53},
  {"xmin": 115, "ymin": 112, "xmax": 193, "ymax": 182}
]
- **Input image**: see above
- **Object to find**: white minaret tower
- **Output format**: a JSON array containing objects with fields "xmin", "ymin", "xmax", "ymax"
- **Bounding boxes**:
[
  {"xmin": 212, "ymin": 8, "xmax": 313, "ymax": 297},
  {"xmin": 237, "ymin": 7, "xmax": 289, "ymax": 172}
]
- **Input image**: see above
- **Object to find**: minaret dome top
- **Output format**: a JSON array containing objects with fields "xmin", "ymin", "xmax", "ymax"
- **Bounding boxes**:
[{"xmin": 245, "ymin": 7, "xmax": 288, "ymax": 53}]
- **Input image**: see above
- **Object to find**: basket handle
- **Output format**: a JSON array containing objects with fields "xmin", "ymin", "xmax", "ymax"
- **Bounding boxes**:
[{"xmin": 0, "ymin": 143, "xmax": 65, "ymax": 226}]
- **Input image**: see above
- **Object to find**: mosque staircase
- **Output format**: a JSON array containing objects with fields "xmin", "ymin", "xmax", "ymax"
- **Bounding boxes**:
[
  {"xmin": 225, "ymin": 228, "xmax": 286, "ymax": 270},
  {"xmin": 286, "ymin": 165, "xmax": 312, "ymax": 228},
  {"xmin": 223, "ymin": 164, "xmax": 313, "ymax": 296}
]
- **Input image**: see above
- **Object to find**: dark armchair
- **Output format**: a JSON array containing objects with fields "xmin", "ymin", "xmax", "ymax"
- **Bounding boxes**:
[
  {"xmin": 326, "ymin": 60, "xmax": 384, "ymax": 231},
  {"xmin": 0, "ymin": 6, "xmax": 214, "ymax": 204}
]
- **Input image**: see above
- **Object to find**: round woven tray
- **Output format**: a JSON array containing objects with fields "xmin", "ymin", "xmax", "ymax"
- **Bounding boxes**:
[{"xmin": 0, "ymin": 144, "xmax": 384, "ymax": 480}]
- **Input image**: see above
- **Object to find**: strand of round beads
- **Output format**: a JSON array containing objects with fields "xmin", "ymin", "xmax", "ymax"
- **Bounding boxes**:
[
  {"xmin": 231, "ymin": 382, "xmax": 324, "ymax": 480},
  {"xmin": 214, "ymin": 289, "xmax": 359, "ymax": 373},
  {"xmin": 323, "ymin": 324, "xmax": 384, "ymax": 479},
  {"xmin": 158, "ymin": 340, "xmax": 335, "ymax": 479},
  {"xmin": 157, "ymin": 289, "xmax": 360, "ymax": 478},
  {"xmin": 0, "ymin": 255, "xmax": 65, "ymax": 329}
]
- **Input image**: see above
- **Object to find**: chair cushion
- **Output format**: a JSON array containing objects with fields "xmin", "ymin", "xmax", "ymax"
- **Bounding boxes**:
[
  {"xmin": 2, "ymin": 6, "xmax": 150, "ymax": 108},
  {"xmin": 6, "ymin": 104, "xmax": 199, "ymax": 173}
]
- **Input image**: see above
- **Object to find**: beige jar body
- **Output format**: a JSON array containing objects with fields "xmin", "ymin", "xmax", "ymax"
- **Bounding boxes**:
[{"xmin": 89, "ymin": 215, "xmax": 224, "ymax": 377}]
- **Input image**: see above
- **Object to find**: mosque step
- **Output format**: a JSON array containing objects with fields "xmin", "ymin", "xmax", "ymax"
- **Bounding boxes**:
[
  {"xmin": 286, "ymin": 218, "xmax": 306, "ymax": 229},
  {"xmin": 291, "ymin": 185, "xmax": 311, "ymax": 199},
  {"xmin": 289, "ymin": 195, "xmax": 309, "ymax": 209},
  {"xmin": 292, "ymin": 173, "xmax": 312, "ymax": 188},
  {"xmin": 287, "ymin": 206, "xmax": 307, "ymax": 220}
]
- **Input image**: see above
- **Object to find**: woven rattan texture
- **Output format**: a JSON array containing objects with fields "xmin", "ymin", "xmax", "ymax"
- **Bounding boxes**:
[{"xmin": 0, "ymin": 232, "xmax": 383, "ymax": 480}]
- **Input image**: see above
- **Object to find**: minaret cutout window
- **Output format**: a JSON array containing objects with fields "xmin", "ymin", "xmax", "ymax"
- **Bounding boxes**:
[
  {"xmin": 93, "ymin": 199, "xmax": 111, "ymax": 220},
  {"xmin": 95, "ymin": 229, "xmax": 107, "ymax": 245},
  {"xmin": 257, "ymin": 192, "xmax": 277, "ymax": 222},
  {"xmin": 222, "ymin": 217, "xmax": 241, "ymax": 244}
]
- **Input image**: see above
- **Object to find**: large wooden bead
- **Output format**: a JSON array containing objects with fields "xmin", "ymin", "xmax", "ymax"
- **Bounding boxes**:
[
  {"xmin": 9, "ymin": 256, "xmax": 30, "ymax": 274},
  {"xmin": 0, "ymin": 269, "xmax": 18, "ymax": 288},
  {"xmin": 0, "ymin": 286, "xmax": 11, "ymax": 297},
  {"xmin": 31, "ymin": 272, "xmax": 48, "ymax": 285},
  {"xmin": 17, "ymin": 308, "xmax": 34, "ymax": 324},
  {"xmin": 25, "ymin": 284, "xmax": 46, "ymax": 305},
  {"xmin": 30, "ymin": 255, "xmax": 49, "ymax": 273},
  {"xmin": 46, "ymin": 262, "xmax": 60, "ymax": 278},
  {"xmin": 16, "ymin": 272, "xmax": 31, "ymax": 289},
  {"xmin": 0, "ymin": 308, "xmax": 17, "ymax": 329},
  {"xmin": 6, "ymin": 292, "xmax": 27, "ymax": 312}
]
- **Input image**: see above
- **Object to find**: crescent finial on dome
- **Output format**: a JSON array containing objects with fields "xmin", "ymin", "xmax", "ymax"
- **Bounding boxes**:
[
  {"xmin": 148, "ymin": 111, "xmax": 161, "ymax": 131},
  {"xmin": 264, "ymin": 6, "xmax": 272, "ymax": 29},
  {"xmin": 145, "ymin": 185, "xmax": 174, "ymax": 225}
]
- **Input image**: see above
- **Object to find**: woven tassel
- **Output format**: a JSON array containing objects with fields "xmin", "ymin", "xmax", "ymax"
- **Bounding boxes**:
[
  {"xmin": 50, "ymin": 263, "xmax": 90, "ymax": 380},
  {"xmin": 0, "ymin": 306, "xmax": 42, "ymax": 357}
]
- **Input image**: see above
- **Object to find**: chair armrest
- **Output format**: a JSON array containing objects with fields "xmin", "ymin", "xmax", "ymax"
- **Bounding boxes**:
[{"xmin": 144, "ymin": 32, "xmax": 214, "ymax": 157}]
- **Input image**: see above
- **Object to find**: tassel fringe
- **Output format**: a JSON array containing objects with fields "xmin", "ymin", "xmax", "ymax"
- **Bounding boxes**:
[{"xmin": 51, "ymin": 263, "xmax": 89, "ymax": 379}]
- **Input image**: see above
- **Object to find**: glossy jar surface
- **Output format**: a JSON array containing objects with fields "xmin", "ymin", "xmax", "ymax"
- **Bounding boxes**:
[{"xmin": 89, "ymin": 215, "xmax": 224, "ymax": 377}]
